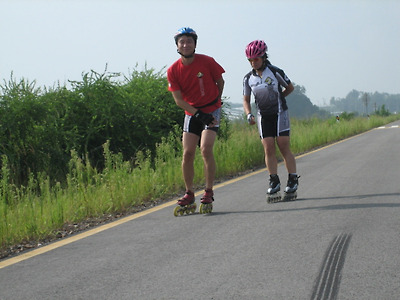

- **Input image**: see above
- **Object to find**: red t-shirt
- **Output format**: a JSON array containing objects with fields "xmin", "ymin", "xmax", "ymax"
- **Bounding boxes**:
[{"xmin": 167, "ymin": 54, "xmax": 225, "ymax": 114}]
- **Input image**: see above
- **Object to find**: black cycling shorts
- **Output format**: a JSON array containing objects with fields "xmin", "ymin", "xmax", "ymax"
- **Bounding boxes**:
[
  {"xmin": 183, "ymin": 108, "xmax": 221, "ymax": 137},
  {"xmin": 257, "ymin": 111, "xmax": 290, "ymax": 138}
]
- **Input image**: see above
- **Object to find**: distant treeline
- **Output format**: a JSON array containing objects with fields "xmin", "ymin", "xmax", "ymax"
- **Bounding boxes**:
[
  {"xmin": 278, "ymin": 86, "xmax": 399, "ymax": 118},
  {"xmin": 328, "ymin": 90, "xmax": 400, "ymax": 115},
  {"xmin": 284, "ymin": 85, "xmax": 399, "ymax": 118}
]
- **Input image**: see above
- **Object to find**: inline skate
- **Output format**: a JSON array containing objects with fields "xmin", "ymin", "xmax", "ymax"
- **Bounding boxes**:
[
  {"xmin": 199, "ymin": 189, "xmax": 214, "ymax": 214},
  {"xmin": 173, "ymin": 191, "xmax": 196, "ymax": 216},
  {"xmin": 282, "ymin": 174, "xmax": 300, "ymax": 201},
  {"xmin": 266, "ymin": 174, "xmax": 282, "ymax": 203}
]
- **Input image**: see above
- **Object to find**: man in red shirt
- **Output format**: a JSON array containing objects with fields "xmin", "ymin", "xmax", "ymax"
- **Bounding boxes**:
[{"xmin": 167, "ymin": 27, "xmax": 225, "ymax": 214}]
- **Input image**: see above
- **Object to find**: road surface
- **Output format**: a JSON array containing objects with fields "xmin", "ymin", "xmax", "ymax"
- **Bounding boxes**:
[{"xmin": 1, "ymin": 121, "xmax": 399, "ymax": 300}]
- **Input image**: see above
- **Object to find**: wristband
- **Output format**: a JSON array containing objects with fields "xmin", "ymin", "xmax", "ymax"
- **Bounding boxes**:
[{"xmin": 247, "ymin": 113, "xmax": 254, "ymax": 123}]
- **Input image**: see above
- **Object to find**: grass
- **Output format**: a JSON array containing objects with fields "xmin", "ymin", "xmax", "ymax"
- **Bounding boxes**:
[{"xmin": 1, "ymin": 114, "xmax": 399, "ymax": 250}]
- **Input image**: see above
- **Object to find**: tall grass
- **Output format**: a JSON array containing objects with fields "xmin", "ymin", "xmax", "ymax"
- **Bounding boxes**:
[
  {"xmin": 290, "ymin": 115, "xmax": 395, "ymax": 155},
  {"xmin": 0, "ymin": 115, "xmax": 399, "ymax": 249}
]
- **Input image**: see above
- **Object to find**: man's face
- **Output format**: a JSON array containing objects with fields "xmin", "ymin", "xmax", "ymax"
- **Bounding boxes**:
[{"xmin": 177, "ymin": 35, "xmax": 195, "ymax": 57}]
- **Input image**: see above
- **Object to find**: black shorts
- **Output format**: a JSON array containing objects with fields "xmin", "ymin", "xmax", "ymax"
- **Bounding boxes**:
[
  {"xmin": 183, "ymin": 108, "xmax": 221, "ymax": 137},
  {"xmin": 257, "ymin": 111, "xmax": 290, "ymax": 138}
]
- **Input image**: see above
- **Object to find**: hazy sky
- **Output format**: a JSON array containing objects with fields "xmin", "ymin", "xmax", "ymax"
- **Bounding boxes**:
[{"xmin": 1, "ymin": 0, "xmax": 399, "ymax": 106}]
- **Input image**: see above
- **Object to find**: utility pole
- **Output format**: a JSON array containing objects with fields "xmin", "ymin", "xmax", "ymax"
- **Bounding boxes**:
[{"xmin": 362, "ymin": 93, "xmax": 369, "ymax": 116}]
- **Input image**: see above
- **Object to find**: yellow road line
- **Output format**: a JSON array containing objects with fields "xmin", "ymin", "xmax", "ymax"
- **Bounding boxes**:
[
  {"xmin": 0, "ymin": 129, "xmax": 370, "ymax": 269},
  {"xmin": 0, "ymin": 201, "xmax": 176, "ymax": 269}
]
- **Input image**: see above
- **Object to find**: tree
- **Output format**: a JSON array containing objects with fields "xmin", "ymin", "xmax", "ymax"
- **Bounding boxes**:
[
  {"xmin": 286, "ymin": 84, "xmax": 330, "ymax": 119},
  {"xmin": 375, "ymin": 104, "xmax": 390, "ymax": 116}
]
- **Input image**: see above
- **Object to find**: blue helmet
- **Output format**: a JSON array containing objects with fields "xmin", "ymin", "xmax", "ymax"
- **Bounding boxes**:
[{"xmin": 174, "ymin": 27, "xmax": 198, "ymax": 45}]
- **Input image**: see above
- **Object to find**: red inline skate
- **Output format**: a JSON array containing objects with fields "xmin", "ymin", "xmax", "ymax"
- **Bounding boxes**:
[
  {"xmin": 199, "ymin": 189, "xmax": 214, "ymax": 214},
  {"xmin": 174, "ymin": 191, "xmax": 196, "ymax": 217}
]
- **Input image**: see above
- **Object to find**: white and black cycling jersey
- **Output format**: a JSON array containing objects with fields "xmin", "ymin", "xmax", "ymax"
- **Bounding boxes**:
[{"xmin": 243, "ymin": 64, "xmax": 291, "ymax": 116}]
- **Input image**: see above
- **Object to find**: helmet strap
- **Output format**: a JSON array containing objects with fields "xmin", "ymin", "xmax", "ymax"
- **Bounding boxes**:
[{"xmin": 177, "ymin": 49, "xmax": 196, "ymax": 58}]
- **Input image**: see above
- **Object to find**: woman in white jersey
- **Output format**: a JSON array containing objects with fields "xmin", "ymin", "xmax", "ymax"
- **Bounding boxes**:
[{"xmin": 242, "ymin": 40, "xmax": 299, "ymax": 202}]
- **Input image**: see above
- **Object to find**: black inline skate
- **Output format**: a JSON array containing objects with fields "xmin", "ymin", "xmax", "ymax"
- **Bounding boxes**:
[
  {"xmin": 282, "ymin": 174, "xmax": 300, "ymax": 201},
  {"xmin": 266, "ymin": 174, "xmax": 282, "ymax": 203}
]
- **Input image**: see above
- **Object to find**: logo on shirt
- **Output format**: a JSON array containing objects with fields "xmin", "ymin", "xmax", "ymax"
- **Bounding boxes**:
[{"xmin": 265, "ymin": 77, "xmax": 273, "ymax": 85}]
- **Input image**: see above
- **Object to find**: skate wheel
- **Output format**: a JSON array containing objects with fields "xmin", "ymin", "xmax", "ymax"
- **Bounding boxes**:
[
  {"xmin": 173, "ymin": 206, "xmax": 181, "ymax": 217},
  {"xmin": 199, "ymin": 203, "xmax": 206, "ymax": 214},
  {"xmin": 266, "ymin": 192, "xmax": 281, "ymax": 204},
  {"xmin": 199, "ymin": 203, "xmax": 212, "ymax": 214},
  {"xmin": 283, "ymin": 191, "xmax": 297, "ymax": 201}
]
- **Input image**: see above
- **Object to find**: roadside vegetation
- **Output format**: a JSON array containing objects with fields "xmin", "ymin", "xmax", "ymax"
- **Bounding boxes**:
[{"xmin": 1, "ymin": 68, "xmax": 399, "ymax": 256}]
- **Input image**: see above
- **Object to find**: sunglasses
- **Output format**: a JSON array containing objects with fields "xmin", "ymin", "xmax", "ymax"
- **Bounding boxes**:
[{"xmin": 248, "ymin": 57, "xmax": 262, "ymax": 63}]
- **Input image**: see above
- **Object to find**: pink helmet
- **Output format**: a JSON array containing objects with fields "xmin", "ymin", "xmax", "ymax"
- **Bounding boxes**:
[{"xmin": 245, "ymin": 40, "xmax": 267, "ymax": 59}]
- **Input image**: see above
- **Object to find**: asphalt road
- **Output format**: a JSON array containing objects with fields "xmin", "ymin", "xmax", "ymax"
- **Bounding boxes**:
[{"xmin": 1, "ymin": 121, "xmax": 399, "ymax": 300}]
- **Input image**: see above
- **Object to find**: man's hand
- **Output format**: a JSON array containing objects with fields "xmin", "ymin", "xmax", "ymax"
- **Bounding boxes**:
[{"xmin": 194, "ymin": 110, "xmax": 215, "ymax": 126}]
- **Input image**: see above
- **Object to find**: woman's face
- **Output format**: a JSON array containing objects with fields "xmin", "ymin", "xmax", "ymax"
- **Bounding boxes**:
[
  {"xmin": 177, "ymin": 35, "xmax": 196, "ymax": 57},
  {"xmin": 248, "ymin": 56, "xmax": 263, "ymax": 70}
]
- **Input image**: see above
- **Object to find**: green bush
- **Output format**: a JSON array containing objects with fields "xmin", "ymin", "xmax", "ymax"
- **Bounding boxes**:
[{"xmin": 0, "ymin": 67, "xmax": 190, "ymax": 185}]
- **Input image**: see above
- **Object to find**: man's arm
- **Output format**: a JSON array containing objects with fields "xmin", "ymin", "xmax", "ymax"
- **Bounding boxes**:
[
  {"xmin": 216, "ymin": 77, "xmax": 225, "ymax": 100},
  {"xmin": 171, "ymin": 90, "xmax": 216, "ymax": 126},
  {"xmin": 171, "ymin": 90, "xmax": 197, "ymax": 115}
]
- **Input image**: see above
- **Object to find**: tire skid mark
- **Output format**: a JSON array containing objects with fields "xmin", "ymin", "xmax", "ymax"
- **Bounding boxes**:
[{"xmin": 311, "ymin": 233, "xmax": 352, "ymax": 300}]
